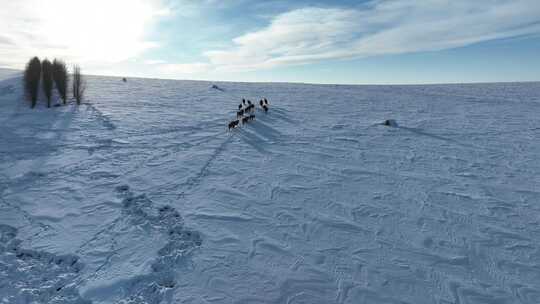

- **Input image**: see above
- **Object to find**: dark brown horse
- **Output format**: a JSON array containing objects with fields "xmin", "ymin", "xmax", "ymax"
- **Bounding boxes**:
[{"xmin": 228, "ymin": 120, "xmax": 240, "ymax": 130}]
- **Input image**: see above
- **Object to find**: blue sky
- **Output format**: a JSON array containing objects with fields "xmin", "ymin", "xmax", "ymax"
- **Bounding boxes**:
[{"xmin": 1, "ymin": 0, "xmax": 539, "ymax": 84}]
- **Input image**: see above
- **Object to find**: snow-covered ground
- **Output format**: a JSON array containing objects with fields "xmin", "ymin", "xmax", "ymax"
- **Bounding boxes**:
[{"xmin": 1, "ymin": 69, "xmax": 540, "ymax": 303}]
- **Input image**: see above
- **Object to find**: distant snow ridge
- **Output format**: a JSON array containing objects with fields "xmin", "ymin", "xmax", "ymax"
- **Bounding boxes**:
[
  {"xmin": 115, "ymin": 186, "xmax": 202, "ymax": 304},
  {"xmin": 0, "ymin": 224, "xmax": 90, "ymax": 304}
]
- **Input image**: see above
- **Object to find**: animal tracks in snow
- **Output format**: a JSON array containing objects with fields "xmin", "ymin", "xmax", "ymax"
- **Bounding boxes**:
[
  {"xmin": 0, "ymin": 224, "xmax": 89, "ymax": 304},
  {"xmin": 80, "ymin": 185, "xmax": 202, "ymax": 304}
]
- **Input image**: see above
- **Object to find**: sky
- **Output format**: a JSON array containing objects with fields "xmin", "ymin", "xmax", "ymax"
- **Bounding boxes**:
[{"xmin": 0, "ymin": 0, "xmax": 539, "ymax": 84}]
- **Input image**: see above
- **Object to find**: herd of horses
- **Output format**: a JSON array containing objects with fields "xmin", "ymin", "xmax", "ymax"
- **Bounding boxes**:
[{"xmin": 228, "ymin": 98, "xmax": 270, "ymax": 130}]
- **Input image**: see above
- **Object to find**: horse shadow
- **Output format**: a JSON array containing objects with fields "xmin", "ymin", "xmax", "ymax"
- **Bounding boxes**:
[{"xmin": 237, "ymin": 119, "xmax": 282, "ymax": 153}]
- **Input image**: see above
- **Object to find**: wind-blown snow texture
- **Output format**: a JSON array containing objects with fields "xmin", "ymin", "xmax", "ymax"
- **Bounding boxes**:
[{"xmin": 1, "ymin": 69, "xmax": 540, "ymax": 303}]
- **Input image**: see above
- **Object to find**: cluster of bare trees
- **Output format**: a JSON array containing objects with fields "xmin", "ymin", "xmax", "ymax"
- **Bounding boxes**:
[{"xmin": 23, "ymin": 56, "xmax": 85, "ymax": 108}]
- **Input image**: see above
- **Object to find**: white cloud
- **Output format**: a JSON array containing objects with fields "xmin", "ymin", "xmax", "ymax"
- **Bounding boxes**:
[
  {"xmin": 144, "ymin": 59, "xmax": 167, "ymax": 65},
  {"xmin": 0, "ymin": 0, "xmax": 170, "ymax": 69},
  {"xmin": 204, "ymin": 0, "xmax": 540, "ymax": 71}
]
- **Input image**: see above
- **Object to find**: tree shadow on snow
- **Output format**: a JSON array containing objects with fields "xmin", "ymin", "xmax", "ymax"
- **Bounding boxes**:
[{"xmin": 0, "ymin": 75, "xmax": 79, "ymax": 173}]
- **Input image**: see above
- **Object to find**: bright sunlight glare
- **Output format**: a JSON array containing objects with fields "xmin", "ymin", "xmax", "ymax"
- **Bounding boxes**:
[{"xmin": 20, "ymin": 0, "xmax": 167, "ymax": 64}]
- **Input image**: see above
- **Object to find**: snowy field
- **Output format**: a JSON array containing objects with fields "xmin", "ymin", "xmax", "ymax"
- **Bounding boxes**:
[{"xmin": 1, "ymin": 68, "xmax": 540, "ymax": 303}]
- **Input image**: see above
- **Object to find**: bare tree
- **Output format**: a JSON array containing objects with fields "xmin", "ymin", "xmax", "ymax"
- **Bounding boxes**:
[
  {"xmin": 23, "ymin": 57, "xmax": 41, "ymax": 108},
  {"xmin": 41, "ymin": 59, "xmax": 53, "ymax": 108},
  {"xmin": 52, "ymin": 59, "xmax": 69, "ymax": 104},
  {"xmin": 72, "ymin": 65, "xmax": 85, "ymax": 105}
]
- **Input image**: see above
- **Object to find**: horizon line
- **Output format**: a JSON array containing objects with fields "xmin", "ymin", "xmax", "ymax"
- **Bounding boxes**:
[{"xmin": 2, "ymin": 67, "xmax": 539, "ymax": 87}]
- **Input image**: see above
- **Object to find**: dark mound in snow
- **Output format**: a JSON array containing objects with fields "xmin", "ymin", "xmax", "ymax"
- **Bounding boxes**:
[
  {"xmin": 211, "ymin": 84, "xmax": 224, "ymax": 91},
  {"xmin": 382, "ymin": 119, "xmax": 398, "ymax": 127}
]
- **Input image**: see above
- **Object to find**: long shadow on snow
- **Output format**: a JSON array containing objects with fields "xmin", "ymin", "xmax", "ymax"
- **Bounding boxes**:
[
  {"xmin": 263, "ymin": 107, "xmax": 296, "ymax": 124},
  {"xmin": 0, "ymin": 75, "xmax": 80, "ymax": 237},
  {"xmin": 397, "ymin": 126, "xmax": 483, "ymax": 150},
  {"xmin": 0, "ymin": 75, "xmax": 79, "ymax": 155},
  {"xmin": 237, "ymin": 128, "xmax": 268, "ymax": 154},
  {"xmin": 237, "ymin": 119, "xmax": 282, "ymax": 153}
]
